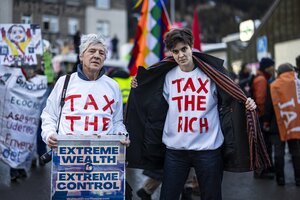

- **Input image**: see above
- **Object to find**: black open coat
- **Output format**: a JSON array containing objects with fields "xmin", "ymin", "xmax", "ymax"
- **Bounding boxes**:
[{"xmin": 125, "ymin": 52, "xmax": 251, "ymax": 172}]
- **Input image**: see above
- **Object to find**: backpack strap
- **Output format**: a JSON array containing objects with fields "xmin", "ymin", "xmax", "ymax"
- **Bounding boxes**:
[{"xmin": 56, "ymin": 74, "xmax": 71, "ymax": 132}]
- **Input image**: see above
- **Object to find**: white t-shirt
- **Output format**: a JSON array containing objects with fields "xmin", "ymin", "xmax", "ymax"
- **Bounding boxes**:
[
  {"xmin": 163, "ymin": 66, "xmax": 224, "ymax": 150},
  {"xmin": 41, "ymin": 73, "xmax": 127, "ymax": 143}
]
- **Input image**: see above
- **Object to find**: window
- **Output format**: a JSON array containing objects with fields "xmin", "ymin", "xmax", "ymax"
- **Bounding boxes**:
[
  {"xmin": 96, "ymin": 21, "xmax": 110, "ymax": 37},
  {"xmin": 66, "ymin": 0, "xmax": 80, "ymax": 6},
  {"xmin": 43, "ymin": 0, "xmax": 58, "ymax": 3},
  {"xmin": 96, "ymin": 0, "xmax": 110, "ymax": 9},
  {"xmin": 21, "ymin": 15, "xmax": 32, "ymax": 24},
  {"xmin": 68, "ymin": 18, "xmax": 79, "ymax": 35},
  {"xmin": 42, "ymin": 15, "xmax": 59, "ymax": 33}
]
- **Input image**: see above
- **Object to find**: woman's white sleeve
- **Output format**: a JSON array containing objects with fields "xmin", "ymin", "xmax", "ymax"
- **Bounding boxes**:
[{"xmin": 41, "ymin": 76, "xmax": 64, "ymax": 143}]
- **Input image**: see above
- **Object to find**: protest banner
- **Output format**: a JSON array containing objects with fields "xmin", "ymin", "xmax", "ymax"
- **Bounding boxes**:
[
  {"xmin": 270, "ymin": 72, "xmax": 300, "ymax": 141},
  {"xmin": 0, "ymin": 65, "xmax": 47, "ymax": 170},
  {"xmin": 0, "ymin": 24, "xmax": 42, "ymax": 66},
  {"xmin": 51, "ymin": 135, "xmax": 126, "ymax": 200}
]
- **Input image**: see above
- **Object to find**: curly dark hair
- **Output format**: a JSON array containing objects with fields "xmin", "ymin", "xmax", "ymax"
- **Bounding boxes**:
[{"xmin": 164, "ymin": 28, "xmax": 194, "ymax": 50}]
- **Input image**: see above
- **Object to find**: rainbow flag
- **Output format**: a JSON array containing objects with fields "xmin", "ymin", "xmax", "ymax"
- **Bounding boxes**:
[{"xmin": 128, "ymin": 0, "xmax": 171, "ymax": 76}]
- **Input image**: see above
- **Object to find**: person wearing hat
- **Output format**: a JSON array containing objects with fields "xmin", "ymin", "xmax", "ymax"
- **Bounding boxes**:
[
  {"xmin": 252, "ymin": 57, "xmax": 275, "ymax": 179},
  {"xmin": 264, "ymin": 63, "xmax": 300, "ymax": 186},
  {"xmin": 252, "ymin": 57, "xmax": 275, "ymax": 117},
  {"xmin": 276, "ymin": 62, "xmax": 294, "ymax": 76}
]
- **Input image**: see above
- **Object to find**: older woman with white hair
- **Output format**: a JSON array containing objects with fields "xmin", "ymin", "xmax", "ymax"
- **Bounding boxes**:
[{"xmin": 41, "ymin": 33, "xmax": 130, "ymax": 147}]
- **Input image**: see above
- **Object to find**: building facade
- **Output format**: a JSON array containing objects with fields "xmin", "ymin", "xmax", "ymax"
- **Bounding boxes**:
[
  {"xmin": 227, "ymin": 0, "xmax": 300, "ymax": 68},
  {"xmin": 0, "ymin": 0, "xmax": 127, "ymax": 55}
]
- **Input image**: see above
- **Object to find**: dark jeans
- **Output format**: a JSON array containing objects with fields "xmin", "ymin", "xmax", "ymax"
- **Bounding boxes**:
[
  {"xmin": 160, "ymin": 148, "xmax": 223, "ymax": 200},
  {"xmin": 270, "ymin": 134, "xmax": 300, "ymax": 181}
]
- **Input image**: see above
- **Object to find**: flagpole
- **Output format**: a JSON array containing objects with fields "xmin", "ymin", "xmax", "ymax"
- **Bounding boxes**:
[
  {"xmin": 170, "ymin": 0, "xmax": 175, "ymax": 23},
  {"xmin": 161, "ymin": 0, "xmax": 172, "ymax": 25}
]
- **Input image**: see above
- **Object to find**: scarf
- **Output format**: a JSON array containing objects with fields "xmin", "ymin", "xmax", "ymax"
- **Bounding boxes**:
[{"xmin": 149, "ymin": 53, "xmax": 271, "ymax": 170}]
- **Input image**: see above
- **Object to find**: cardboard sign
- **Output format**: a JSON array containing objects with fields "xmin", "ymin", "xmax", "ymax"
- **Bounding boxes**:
[{"xmin": 0, "ymin": 24, "xmax": 42, "ymax": 66}]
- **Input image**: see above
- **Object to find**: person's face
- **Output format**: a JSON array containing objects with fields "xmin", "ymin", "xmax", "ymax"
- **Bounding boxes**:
[
  {"xmin": 243, "ymin": 66, "xmax": 251, "ymax": 74},
  {"xmin": 265, "ymin": 66, "xmax": 275, "ymax": 76},
  {"xmin": 170, "ymin": 42, "xmax": 194, "ymax": 70},
  {"xmin": 80, "ymin": 43, "xmax": 106, "ymax": 74},
  {"xmin": 10, "ymin": 26, "xmax": 26, "ymax": 43}
]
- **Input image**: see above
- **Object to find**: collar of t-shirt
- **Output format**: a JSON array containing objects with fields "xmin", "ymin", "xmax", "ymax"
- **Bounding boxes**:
[{"xmin": 77, "ymin": 64, "xmax": 105, "ymax": 81}]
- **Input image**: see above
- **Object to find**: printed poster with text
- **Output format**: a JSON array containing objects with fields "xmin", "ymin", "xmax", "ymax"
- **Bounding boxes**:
[{"xmin": 51, "ymin": 135, "xmax": 126, "ymax": 200}]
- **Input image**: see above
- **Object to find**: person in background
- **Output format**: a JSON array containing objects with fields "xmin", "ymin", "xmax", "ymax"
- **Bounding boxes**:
[
  {"xmin": 10, "ymin": 63, "xmax": 45, "ymax": 181},
  {"xmin": 238, "ymin": 63, "xmax": 253, "ymax": 97},
  {"xmin": 73, "ymin": 30, "xmax": 81, "ymax": 72},
  {"xmin": 264, "ymin": 63, "xmax": 300, "ymax": 186},
  {"xmin": 252, "ymin": 58, "xmax": 275, "ymax": 117},
  {"xmin": 228, "ymin": 71, "xmax": 239, "ymax": 84},
  {"xmin": 126, "ymin": 28, "xmax": 266, "ymax": 200},
  {"xmin": 107, "ymin": 67, "xmax": 132, "ymax": 111},
  {"xmin": 251, "ymin": 57, "xmax": 275, "ymax": 179},
  {"xmin": 136, "ymin": 169, "xmax": 163, "ymax": 200},
  {"xmin": 111, "ymin": 35, "xmax": 119, "ymax": 60}
]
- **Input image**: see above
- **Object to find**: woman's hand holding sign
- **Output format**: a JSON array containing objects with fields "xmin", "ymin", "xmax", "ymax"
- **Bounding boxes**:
[{"xmin": 48, "ymin": 134, "xmax": 58, "ymax": 148}]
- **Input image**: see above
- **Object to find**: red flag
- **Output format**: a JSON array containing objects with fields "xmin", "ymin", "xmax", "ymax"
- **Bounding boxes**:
[{"xmin": 192, "ymin": 7, "xmax": 202, "ymax": 51}]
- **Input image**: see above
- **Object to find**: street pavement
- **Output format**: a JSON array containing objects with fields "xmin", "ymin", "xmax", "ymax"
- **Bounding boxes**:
[{"xmin": 0, "ymin": 156, "xmax": 300, "ymax": 200}]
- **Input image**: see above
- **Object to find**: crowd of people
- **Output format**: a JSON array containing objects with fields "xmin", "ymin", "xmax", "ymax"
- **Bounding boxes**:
[
  {"xmin": 227, "ymin": 56, "xmax": 300, "ymax": 188},
  {"xmin": 2, "ymin": 27, "xmax": 299, "ymax": 200}
]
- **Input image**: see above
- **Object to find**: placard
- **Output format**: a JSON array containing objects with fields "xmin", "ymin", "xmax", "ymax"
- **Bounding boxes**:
[
  {"xmin": 0, "ymin": 24, "xmax": 42, "ymax": 66},
  {"xmin": 51, "ymin": 135, "xmax": 126, "ymax": 200}
]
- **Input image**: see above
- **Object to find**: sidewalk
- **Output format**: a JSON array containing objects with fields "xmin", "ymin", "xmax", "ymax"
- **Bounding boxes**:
[{"xmin": 0, "ymin": 156, "xmax": 299, "ymax": 200}]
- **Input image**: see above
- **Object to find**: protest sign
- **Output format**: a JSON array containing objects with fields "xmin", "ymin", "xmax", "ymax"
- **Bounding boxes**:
[
  {"xmin": 51, "ymin": 135, "xmax": 126, "ymax": 200},
  {"xmin": 0, "ymin": 65, "xmax": 47, "ymax": 170},
  {"xmin": 0, "ymin": 24, "xmax": 42, "ymax": 66}
]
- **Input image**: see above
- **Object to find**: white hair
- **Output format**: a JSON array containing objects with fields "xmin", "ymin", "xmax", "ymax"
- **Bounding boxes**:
[{"xmin": 79, "ymin": 33, "xmax": 108, "ymax": 57}]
